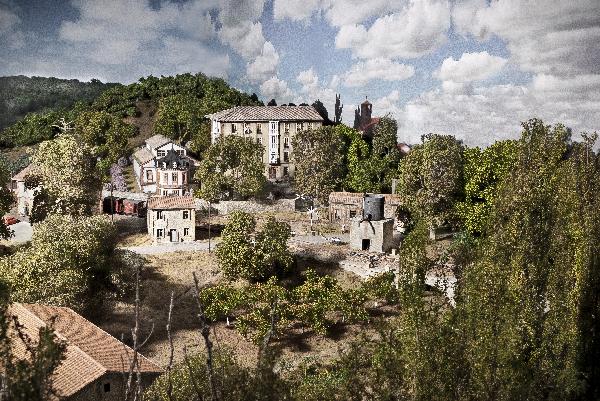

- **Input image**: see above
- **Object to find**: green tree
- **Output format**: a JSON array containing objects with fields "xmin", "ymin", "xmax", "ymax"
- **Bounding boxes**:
[
  {"xmin": 75, "ymin": 110, "xmax": 136, "ymax": 176},
  {"xmin": 338, "ymin": 124, "xmax": 378, "ymax": 193},
  {"xmin": 370, "ymin": 116, "xmax": 401, "ymax": 193},
  {"xmin": 311, "ymin": 99, "xmax": 331, "ymax": 125},
  {"xmin": 0, "ymin": 215, "xmax": 117, "ymax": 310},
  {"xmin": 29, "ymin": 133, "xmax": 101, "ymax": 220},
  {"xmin": 216, "ymin": 212, "xmax": 293, "ymax": 281},
  {"xmin": 154, "ymin": 94, "xmax": 207, "ymax": 148},
  {"xmin": 455, "ymin": 140, "xmax": 518, "ymax": 235},
  {"xmin": 292, "ymin": 126, "xmax": 345, "ymax": 203},
  {"xmin": 397, "ymin": 133, "xmax": 464, "ymax": 228},
  {"xmin": 195, "ymin": 136, "xmax": 266, "ymax": 201}
]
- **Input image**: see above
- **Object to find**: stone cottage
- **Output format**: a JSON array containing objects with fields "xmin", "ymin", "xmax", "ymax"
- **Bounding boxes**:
[
  {"xmin": 206, "ymin": 106, "xmax": 324, "ymax": 181},
  {"xmin": 146, "ymin": 196, "xmax": 196, "ymax": 243},
  {"xmin": 132, "ymin": 134, "xmax": 199, "ymax": 196},
  {"xmin": 1, "ymin": 303, "xmax": 163, "ymax": 400}
]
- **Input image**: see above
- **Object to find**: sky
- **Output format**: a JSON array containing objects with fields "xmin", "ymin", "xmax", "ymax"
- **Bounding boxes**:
[{"xmin": 0, "ymin": 0, "xmax": 599, "ymax": 146}]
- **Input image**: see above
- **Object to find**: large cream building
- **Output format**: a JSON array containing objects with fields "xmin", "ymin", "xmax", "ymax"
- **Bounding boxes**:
[{"xmin": 206, "ymin": 106, "xmax": 324, "ymax": 180}]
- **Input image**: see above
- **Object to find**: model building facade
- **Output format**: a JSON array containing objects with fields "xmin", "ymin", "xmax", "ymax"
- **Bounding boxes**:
[{"xmin": 207, "ymin": 106, "xmax": 324, "ymax": 180}]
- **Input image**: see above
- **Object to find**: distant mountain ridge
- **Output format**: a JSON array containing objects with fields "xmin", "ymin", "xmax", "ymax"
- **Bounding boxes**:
[{"xmin": 0, "ymin": 75, "xmax": 119, "ymax": 131}]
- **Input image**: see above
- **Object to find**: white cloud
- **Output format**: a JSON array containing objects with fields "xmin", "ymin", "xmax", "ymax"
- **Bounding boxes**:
[
  {"xmin": 436, "ymin": 51, "xmax": 507, "ymax": 83},
  {"xmin": 260, "ymin": 76, "xmax": 294, "ymax": 103},
  {"xmin": 51, "ymin": 0, "xmax": 228, "ymax": 81},
  {"xmin": 393, "ymin": 76, "xmax": 600, "ymax": 147},
  {"xmin": 343, "ymin": 58, "xmax": 415, "ymax": 87},
  {"xmin": 453, "ymin": 0, "xmax": 600, "ymax": 76},
  {"xmin": 218, "ymin": 21, "xmax": 266, "ymax": 60},
  {"xmin": 0, "ymin": 5, "xmax": 25, "ymax": 49},
  {"xmin": 246, "ymin": 42, "xmax": 280, "ymax": 83},
  {"xmin": 273, "ymin": 0, "xmax": 323, "ymax": 22},
  {"xmin": 335, "ymin": 0, "xmax": 450, "ymax": 59},
  {"xmin": 295, "ymin": 68, "xmax": 337, "ymax": 110}
]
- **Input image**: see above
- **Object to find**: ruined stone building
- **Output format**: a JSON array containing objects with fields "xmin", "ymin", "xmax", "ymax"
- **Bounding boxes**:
[
  {"xmin": 132, "ymin": 134, "xmax": 199, "ymax": 196},
  {"xmin": 146, "ymin": 196, "xmax": 196, "ymax": 243},
  {"xmin": 349, "ymin": 194, "xmax": 395, "ymax": 253},
  {"xmin": 206, "ymin": 106, "xmax": 324, "ymax": 181},
  {"xmin": 10, "ymin": 164, "xmax": 36, "ymax": 216},
  {"xmin": 329, "ymin": 192, "xmax": 401, "ymax": 224}
]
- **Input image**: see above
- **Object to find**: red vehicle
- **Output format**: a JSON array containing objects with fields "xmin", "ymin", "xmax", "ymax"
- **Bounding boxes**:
[{"xmin": 3, "ymin": 216, "xmax": 19, "ymax": 225}]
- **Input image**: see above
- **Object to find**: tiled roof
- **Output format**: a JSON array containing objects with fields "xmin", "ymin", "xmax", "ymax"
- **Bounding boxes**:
[
  {"xmin": 133, "ymin": 147, "xmax": 154, "ymax": 165},
  {"xmin": 206, "ymin": 106, "xmax": 324, "ymax": 122},
  {"xmin": 6, "ymin": 303, "xmax": 162, "ymax": 398},
  {"xmin": 147, "ymin": 195, "xmax": 196, "ymax": 210},
  {"xmin": 329, "ymin": 191, "xmax": 364, "ymax": 205},
  {"xmin": 145, "ymin": 134, "xmax": 171, "ymax": 150},
  {"xmin": 11, "ymin": 163, "xmax": 36, "ymax": 181}
]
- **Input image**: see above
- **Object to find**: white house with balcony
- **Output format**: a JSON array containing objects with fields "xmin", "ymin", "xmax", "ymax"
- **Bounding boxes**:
[
  {"xmin": 206, "ymin": 106, "xmax": 324, "ymax": 181},
  {"xmin": 132, "ymin": 134, "xmax": 199, "ymax": 195}
]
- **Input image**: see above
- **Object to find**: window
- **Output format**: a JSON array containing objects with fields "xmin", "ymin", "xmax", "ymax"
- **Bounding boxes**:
[
  {"xmin": 172, "ymin": 172, "xmax": 178, "ymax": 184},
  {"xmin": 157, "ymin": 228, "xmax": 164, "ymax": 237},
  {"xmin": 184, "ymin": 227, "xmax": 189, "ymax": 236},
  {"xmin": 297, "ymin": 122, "xmax": 304, "ymax": 131},
  {"xmin": 176, "ymin": 149, "xmax": 184, "ymax": 155},
  {"xmin": 183, "ymin": 210, "xmax": 190, "ymax": 219},
  {"xmin": 283, "ymin": 137, "xmax": 289, "ymax": 148},
  {"xmin": 104, "ymin": 382, "xmax": 111, "ymax": 393},
  {"xmin": 284, "ymin": 122, "xmax": 290, "ymax": 133},
  {"xmin": 308, "ymin": 122, "xmax": 314, "ymax": 130},
  {"xmin": 349, "ymin": 210, "xmax": 356, "ymax": 218},
  {"xmin": 271, "ymin": 122, "xmax": 277, "ymax": 130},
  {"xmin": 283, "ymin": 151, "xmax": 289, "ymax": 162},
  {"xmin": 146, "ymin": 170, "xmax": 154, "ymax": 182},
  {"xmin": 157, "ymin": 150, "xmax": 166, "ymax": 157},
  {"xmin": 231, "ymin": 123, "xmax": 237, "ymax": 133},
  {"xmin": 271, "ymin": 136, "xmax": 276, "ymax": 145},
  {"xmin": 163, "ymin": 173, "xmax": 168, "ymax": 183},
  {"xmin": 283, "ymin": 167, "xmax": 289, "ymax": 176},
  {"xmin": 257, "ymin": 137, "xmax": 262, "ymax": 145},
  {"xmin": 157, "ymin": 210, "xmax": 164, "ymax": 219},
  {"xmin": 257, "ymin": 124, "xmax": 262, "ymax": 134}
]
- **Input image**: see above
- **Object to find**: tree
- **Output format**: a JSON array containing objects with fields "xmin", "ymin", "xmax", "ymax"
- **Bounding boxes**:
[
  {"xmin": 396, "ymin": 133, "xmax": 464, "ymax": 228},
  {"xmin": 154, "ymin": 94, "xmax": 205, "ymax": 146},
  {"xmin": 311, "ymin": 99, "xmax": 331, "ymax": 125},
  {"xmin": 28, "ymin": 133, "xmax": 101, "ymax": 220},
  {"xmin": 454, "ymin": 140, "xmax": 518, "ymax": 235},
  {"xmin": 370, "ymin": 116, "xmax": 401, "ymax": 193},
  {"xmin": 0, "ymin": 215, "xmax": 118, "ymax": 310},
  {"xmin": 75, "ymin": 110, "xmax": 136, "ymax": 176},
  {"xmin": 334, "ymin": 94, "xmax": 343, "ymax": 125},
  {"xmin": 267, "ymin": 99, "xmax": 277, "ymax": 106},
  {"xmin": 454, "ymin": 120, "xmax": 600, "ymax": 400},
  {"xmin": 292, "ymin": 126, "xmax": 345, "ymax": 203},
  {"xmin": 216, "ymin": 212, "xmax": 293, "ymax": 281},
  {"xmin": 195, "ymin": 136, "xmax": 266, "ymax": 201}
]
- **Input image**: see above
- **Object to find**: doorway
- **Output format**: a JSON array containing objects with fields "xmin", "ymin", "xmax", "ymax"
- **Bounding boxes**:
[
  {"xmin": 362, "ymin": 239, "xmax": 370, "ymax": 251},
  {"xmin": 169, "ymin": 229, "xmax": 179, "ymax": 242}
]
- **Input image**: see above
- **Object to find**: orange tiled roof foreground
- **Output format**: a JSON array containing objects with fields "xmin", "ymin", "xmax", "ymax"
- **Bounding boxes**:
[{"xmin": 6, "ymin": 303, "xmax": 163, "ymax": 398}]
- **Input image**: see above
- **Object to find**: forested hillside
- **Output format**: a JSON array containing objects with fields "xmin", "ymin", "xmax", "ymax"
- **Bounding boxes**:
[
  {"xmin": 0, "ymin": 73, "xmax": 262, "ymax": 149},
  {"xmin": 0, "ymin": 76, "xmax": 118, "ymax": 132}
]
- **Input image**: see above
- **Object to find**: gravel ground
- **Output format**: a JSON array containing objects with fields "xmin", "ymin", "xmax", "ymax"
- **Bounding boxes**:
[
  {"xmin": 2, "ymin": 221, "xmax": 33, "ymax": 244},
  {"xmin": 120, "ymin": 239, "xmax": 220, "ymax": 255}
]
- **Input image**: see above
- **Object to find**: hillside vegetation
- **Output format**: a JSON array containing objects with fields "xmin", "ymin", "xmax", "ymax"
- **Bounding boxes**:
[
  {"xmin": 0, "ymin": 75, "xmax": 118, "ymax": 132},
  {"xmin": 0, "ymin": 73, "xmax": 262, "ymax": 150}
]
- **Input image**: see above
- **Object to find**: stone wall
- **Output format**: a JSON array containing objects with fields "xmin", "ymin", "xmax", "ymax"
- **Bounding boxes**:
[
  {"xmin": 213, "ymin": 199, "xmax": 295, "ymax": 215},
  {"xmin": 349, "ymin": 218, "xmax": 395, "ymax": 253}
]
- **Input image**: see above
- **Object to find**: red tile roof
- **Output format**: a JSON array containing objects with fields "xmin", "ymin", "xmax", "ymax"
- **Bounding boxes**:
[
  {"xmin": 6, "ymin": 303, "xmax": 163, "ymax": 398},
  {"xmin": 147, "ymin": 195, "xmax": 196, "ymax": 210}
]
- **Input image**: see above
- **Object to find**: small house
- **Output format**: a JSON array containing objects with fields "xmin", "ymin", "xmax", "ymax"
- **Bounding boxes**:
[
  {"xmin": 147, "ymin": 196, "xmax": 196, "ymax": 243},
  {"xmin": 10, "ymin": 164, "xmax": 37, "ymax": 216},
  {"xmin": 2, "ymin": 303, "xmax": 163, "ymax": 400}
]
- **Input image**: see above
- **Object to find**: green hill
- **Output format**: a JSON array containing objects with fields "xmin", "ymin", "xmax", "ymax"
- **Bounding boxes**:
[
  {"xmin": 0, "ymin": 75, "xmax": 118, "ymax": 132},
  {"xmin": 0, "ymin": 73, "xmax": 262, "ymax": 149}
]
